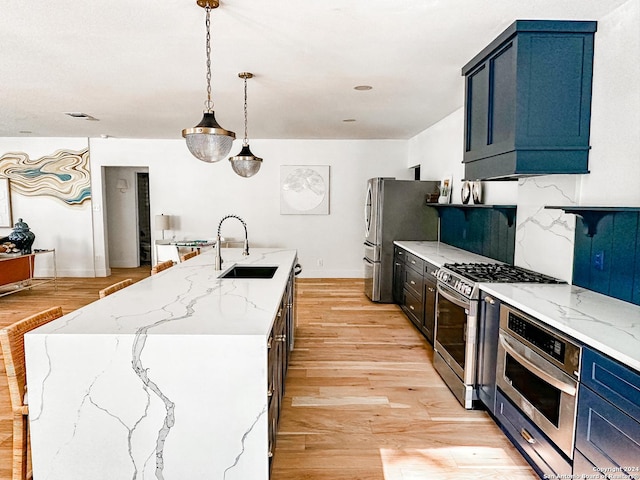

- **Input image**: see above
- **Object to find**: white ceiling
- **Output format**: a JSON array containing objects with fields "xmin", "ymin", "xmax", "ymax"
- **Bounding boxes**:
[{"xmin": 0, "ymin": 0, "xmax": 627, "ymax": 141}]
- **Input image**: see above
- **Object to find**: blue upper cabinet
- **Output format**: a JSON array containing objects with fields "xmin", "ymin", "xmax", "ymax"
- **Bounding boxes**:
[{"xmin": 462, "ymin": 20, "xmax": 597, "ymax": 180}]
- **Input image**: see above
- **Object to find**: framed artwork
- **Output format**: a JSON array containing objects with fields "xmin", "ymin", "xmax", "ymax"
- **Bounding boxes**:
[
  {"xmin": 280, "ymin": 165, "xmax": 330, "ymax": 215},
  {"xmin": 0, "ymin": 177, "xmax": 12, "ymax": 228},
  {"xmin": 438, "ymin": 175, "xmax": 453, "ymax": 204}
]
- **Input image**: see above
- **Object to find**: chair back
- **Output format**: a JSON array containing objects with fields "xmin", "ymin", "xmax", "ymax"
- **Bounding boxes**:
[
  {"xmin": 99, "ymin": 278, "xmax": 134, "ymax": 299},
  {"xmin": 0, "ymin": 306, "xmax": 64, "ymax": 412},
  {"xmin": 151, "ymin": 260, "xmax": 174, "ymax": 275},
  {"xmin": 180, "ymin": 251, "xmax": 198, "ymax": 262}
]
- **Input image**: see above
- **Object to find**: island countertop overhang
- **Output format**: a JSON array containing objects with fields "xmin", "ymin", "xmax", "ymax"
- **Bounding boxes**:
[{"xmin": 28, "ymin": 248, "xmax": 298, "ymax": 337}]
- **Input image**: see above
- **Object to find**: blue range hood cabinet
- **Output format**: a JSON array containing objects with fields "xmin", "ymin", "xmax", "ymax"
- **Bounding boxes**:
[{"xmin": 461, "ymin": 20, "xmax": 597, "ymax": 180}]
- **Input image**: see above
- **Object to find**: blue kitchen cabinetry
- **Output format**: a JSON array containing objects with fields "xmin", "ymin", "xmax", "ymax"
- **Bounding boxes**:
[
  {"xmin": 574, "ymin": 347, "xmax": 640, "ymax": 479},
  {"xmin": 393, "ymin": 245, "xmax": 437, "ymax": 345},
  {"xmin": 462, "ymin": 20, "xmax": 597, "ymax": 180}
]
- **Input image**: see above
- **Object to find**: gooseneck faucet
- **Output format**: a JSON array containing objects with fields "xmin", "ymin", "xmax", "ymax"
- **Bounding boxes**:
[{"xmin": 214, "ymin": 214, "xmax": 249, "ymax": 270}]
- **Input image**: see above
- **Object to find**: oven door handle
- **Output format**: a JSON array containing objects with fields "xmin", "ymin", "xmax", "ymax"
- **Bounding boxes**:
[
  {"xmin": 436, "ymin": 283, "xmax": 470, "ymax": 310},
  {"xmin": 499, "ymin": 333, "xmax": 577, "ymax": 397}
]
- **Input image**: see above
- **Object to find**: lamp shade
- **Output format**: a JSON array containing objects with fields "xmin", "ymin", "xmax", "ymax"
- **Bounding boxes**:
[
  {"xmin": 229, "ymin": 144, "xmax": 263, "ymax": 177},
  {"xmin": 182, "ymin": 112, "xmax": 236, "ymax": 163},
  {"xmin": 155, "ymin": 214, "xmax": 171, "ymax": 231}
]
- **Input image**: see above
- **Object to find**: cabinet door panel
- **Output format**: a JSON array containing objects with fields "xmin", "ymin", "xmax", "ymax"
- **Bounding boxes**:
[
  {"xmin": 489, "ymin": 42, "xmax": 516, "ymax": 147},
  {"xmin": 576, "ymin": 385, "xmax": 640, "ymax": 478},
  {"xmin": 465, "ymin": 64, "xmax": 489, "ymax": 154}
]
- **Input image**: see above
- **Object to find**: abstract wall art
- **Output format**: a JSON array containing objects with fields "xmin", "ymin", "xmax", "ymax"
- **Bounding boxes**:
[
  {"xmin": 280, "ymin": 165, "xmax": 330, "ymax": 215},
  {"xmin": 0, "ymin": 148, "xmax": 91, "ymax": 205}
]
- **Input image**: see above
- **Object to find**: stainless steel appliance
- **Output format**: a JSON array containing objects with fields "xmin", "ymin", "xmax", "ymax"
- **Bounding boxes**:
[
  {"xmin": 496, "ymin": 304, "xmax": 581, "ymax": 460},
  {"xmin": 363, "ymin": 178, "xmax": 438, "ymax": 302},
  {"xmin": 433, "ymin": 263, "xmax": 564, "ymax": 409}
]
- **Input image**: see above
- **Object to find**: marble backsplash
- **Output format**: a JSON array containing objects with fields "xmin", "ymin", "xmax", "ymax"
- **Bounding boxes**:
[{"xmin": 514, "ymin": 175, "xmax": 580, "ymax": 283}]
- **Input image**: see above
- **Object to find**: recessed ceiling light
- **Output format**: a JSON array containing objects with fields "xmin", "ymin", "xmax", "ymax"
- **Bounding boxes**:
[
  {"xmin": 343, "ymin": 119, "xmax": 356, "ymax": 122},
  {"xmin": 354, "ymin": 85, "xmax": 372, "ymax": 91},
  {"xmin": 64, "ymin": 112, "xmax": 99, "ymax": 121}
]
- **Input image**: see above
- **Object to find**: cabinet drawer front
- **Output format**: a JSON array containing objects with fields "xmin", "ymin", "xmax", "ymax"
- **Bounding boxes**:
[
  {"xmin": 404, "ymin": 266, "xmax": 423, "ymax": 299},
  {"xmin": 495, "ymin": 390, "xmax": 572, "ymax": 477},
  {"xmin": 394, "ymin": 246, "xmax": 406, "ymax": 259},
  {"xmin": 403, "ymin": 288, "xmax": 423, "ymax": 327},
  {"xmin": 581, "ymin": 347, "xmax": 640, "ymax": 421},
  {"xmin": 405, "ymin": 252, "xmax": 424, "ymax": 273},
  {"xmin": 576, "ymin": 385, "xmax": 640, "ymax": 478}
]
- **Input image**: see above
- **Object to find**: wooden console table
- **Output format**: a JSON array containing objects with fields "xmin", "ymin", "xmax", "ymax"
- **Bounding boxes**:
[{"xmin": 0, "ymin": 249, "xmax": 57, "ymax": 297}]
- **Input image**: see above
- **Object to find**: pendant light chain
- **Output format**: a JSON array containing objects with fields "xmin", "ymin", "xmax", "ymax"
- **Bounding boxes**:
[
  {"xmin": 243, "ymin": 76, "xmax": 249, "ymax": 146},
  {"xmin": 204, "ymin": 6, "xmax": 213, "ymax": 112}
]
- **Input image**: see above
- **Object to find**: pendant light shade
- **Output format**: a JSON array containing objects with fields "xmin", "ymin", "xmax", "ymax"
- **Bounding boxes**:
[
  {"xmin": 229, "ymin": 72, "xmax": 263, "ymax": 177},
  {"xmin": 230, "ymin": 144, "xmax": 263, "ymax": 177},
  {"xmin": 183, "ymin": 112, "xmax": 235, "ymax": 163},
  {"xmin": 182, "ymin": 1, "xmax": 235, "ymax": 163}
]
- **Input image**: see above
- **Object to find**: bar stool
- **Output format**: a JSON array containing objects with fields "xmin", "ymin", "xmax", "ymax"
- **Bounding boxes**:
[
  {"xmin": 151, "ymin": 260, "xmax": 174, "ymax": 275},
  {"xmin": 180, "ymin": 250, "xmax": 199, "ymax": 262},
  {"xmin": 0, "ymin": 306, "xmax": 64, "ymax": 480},
  {"xmin": 99, "ymin": 278, "xmax": 134, "ymax": 298}
]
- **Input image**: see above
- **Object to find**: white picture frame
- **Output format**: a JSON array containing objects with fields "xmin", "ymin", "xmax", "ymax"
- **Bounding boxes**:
[
  {"xmin": 0, "ymin": 177, "xmax": 12, "ymax": 228},
  {"xmin": 280, "ymin": 165, "xmax": 330, "ymax": 215},
  {"xmin": 438, "ymin": 174, "xmax": 453, "ymax": 204}
]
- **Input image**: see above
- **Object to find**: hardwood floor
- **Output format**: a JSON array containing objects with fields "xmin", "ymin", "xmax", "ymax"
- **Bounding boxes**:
[
  {"xmin": 271, "ymin": 279, "xmax": 537, "ymax": 480},
  {"xmin": 0, "ymin": 274, "xmax": 537, "ymax": 479}
]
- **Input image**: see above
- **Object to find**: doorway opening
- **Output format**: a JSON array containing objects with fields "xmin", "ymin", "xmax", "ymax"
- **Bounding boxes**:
[{"xmin": 137, "ymin": 172, "xmax": 151, "ymax": 265}]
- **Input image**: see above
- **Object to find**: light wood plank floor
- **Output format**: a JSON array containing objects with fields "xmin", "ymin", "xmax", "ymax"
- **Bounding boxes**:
[
  {"xmin": 271, "ymin": 279, "xmax": 538, "ymax": 480},
  {"xmin": 0, "ymin": 275, "xmax": 537, "ymax": 479}
]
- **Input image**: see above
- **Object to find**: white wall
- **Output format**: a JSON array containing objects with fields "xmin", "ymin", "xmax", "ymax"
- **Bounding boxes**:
[
  {"xmin": 89, "ymin": 138, "xmax": 411, "ymax": 278},
  {"xmin": 0, "ymin": 137, "xmax": 94, "ymax": 276},
  {"xmin": 407, "ymin": 0, "xmax": 640, "ymax": 280}
]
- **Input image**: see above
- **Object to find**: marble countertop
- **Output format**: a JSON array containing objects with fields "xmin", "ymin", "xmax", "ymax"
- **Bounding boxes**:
[
  {"xmin": 394, "ymin": 240, "xmax": 501, "ymax": 267},
  {"xmin": 30, "ymin": 247, "xmax": 298, "ymax": 337},
  {"xmin": 395, "ymin": 241, "xmax": 640, "ymax": 373},
  {"xmin": 479, "ymin": 283, "xmax": 640, "ymax": 372}
]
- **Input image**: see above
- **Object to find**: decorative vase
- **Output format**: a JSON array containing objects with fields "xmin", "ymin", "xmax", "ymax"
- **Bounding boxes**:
[{"xmin": 8, "ymin": 218, "xmax": 36, "ymax": 254}]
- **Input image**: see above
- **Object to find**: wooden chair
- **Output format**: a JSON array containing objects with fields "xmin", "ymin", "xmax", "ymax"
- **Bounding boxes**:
[
  {"xmin": 151, "ymin": 260, "xmax": 174, "ymax": 275},
  {"xmin": 179, "ymin": 250, "xmax": 198, "ymax": 262},
  {"xmin": 98, "ymin": 278, "xmax": 133, "ymax": 298},
  {"xmin": 0, "ymin": 306, "xmax": 64, "ymax": 480}
]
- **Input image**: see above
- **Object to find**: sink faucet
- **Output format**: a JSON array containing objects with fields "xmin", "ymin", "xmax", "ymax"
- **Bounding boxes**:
[{"xmin": 214, "ymin": 214, "xmax": 249, "ymax": 270}]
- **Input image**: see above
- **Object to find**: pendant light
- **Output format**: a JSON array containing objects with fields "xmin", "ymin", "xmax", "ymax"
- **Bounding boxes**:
[
  {"xmin": 182, "ymin": 0, "xmax": 235, "ymax": 163},
  {"xmin": 229, "ymin": 72, "xmax": 263, "ymax": 177}
]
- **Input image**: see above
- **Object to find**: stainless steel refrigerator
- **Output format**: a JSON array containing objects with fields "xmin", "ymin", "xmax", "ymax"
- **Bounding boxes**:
[{"xmin": 363, "ymin": 178, "xmax": 439, "ymax": 302}]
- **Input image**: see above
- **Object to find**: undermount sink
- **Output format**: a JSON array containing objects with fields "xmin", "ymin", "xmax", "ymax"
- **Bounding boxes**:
[{"xmin": 220, "ymin": 265, "xmax": 278, "ymax": 279}]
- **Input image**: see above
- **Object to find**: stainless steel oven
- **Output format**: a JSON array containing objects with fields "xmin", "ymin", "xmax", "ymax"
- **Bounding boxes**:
[
  {"xmin": 434, "ymin": 272, "xmax": 479, "ymax": 409},
  {"xmin": 433, "ymin": 262, "xmax": 565, "ymax": 411},
  {"xmin": 496, "ymin": 304, "xmax": 581, "ymax": 459}
]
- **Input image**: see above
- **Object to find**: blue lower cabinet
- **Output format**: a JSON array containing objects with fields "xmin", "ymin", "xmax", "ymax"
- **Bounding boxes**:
[
  {"xmin": 574, "ymin": 386, "xmax": 640, "ymax": 479},
  {"xmin": 495, "ymin": 390, "xmax": 572, "ymax": 477},
  {"xmin": 574, "ymin": 347, "xmax": 640, "ymax": 480}
]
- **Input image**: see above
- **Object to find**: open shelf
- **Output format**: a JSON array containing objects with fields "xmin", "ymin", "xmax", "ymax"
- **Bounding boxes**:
[
  {"xmin": 426, "ymin": 204, "xmax": 517, "ymax": 227},
  {"xmin": 545, "ymin": 206, "xmax": 640, "ymax": 237}
]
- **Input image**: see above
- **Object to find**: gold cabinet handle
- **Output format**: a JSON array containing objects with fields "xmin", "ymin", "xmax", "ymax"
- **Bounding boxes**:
[
  {"xmin": 409, "ymin": 305, "xmax": 415, "ymax": 311},
  {"xmin": 484, "ymin": 295, "xmax": 496, "ymax": 305},
  {"xmin": 520, "ymin": 428, "xmax": 536, "ymax": 444},
  {"xmin": 410, "ymin": 280, "xmax": 416, "ymax": 285}
]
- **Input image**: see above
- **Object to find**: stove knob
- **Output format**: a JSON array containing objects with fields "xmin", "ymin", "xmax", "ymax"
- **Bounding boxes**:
[{"xmin": 465, "ymin": 285, "xmax": 472, "ymax": 295}]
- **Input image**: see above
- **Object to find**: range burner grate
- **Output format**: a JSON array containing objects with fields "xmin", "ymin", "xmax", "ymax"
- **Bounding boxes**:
[{"xmin": 444, "ymin": 263, "xmax": 565, "ymax": 284}]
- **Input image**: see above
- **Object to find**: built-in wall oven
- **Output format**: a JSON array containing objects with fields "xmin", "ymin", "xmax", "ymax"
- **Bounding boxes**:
[{"xmin": 496, "ymin": 304, "xmax": 581, "ymax": 460}]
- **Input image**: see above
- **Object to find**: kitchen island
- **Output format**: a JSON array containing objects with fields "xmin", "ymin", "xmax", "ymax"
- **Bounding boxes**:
[{"xmin": 24, "ymin": 247, "xmax": 297, "ymax": 480}]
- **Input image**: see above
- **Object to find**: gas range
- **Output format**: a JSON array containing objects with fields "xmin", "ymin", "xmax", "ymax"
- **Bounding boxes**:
[{"xmin": 436, "ymin": 263, "xmax": 564, "ymax": 300}]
